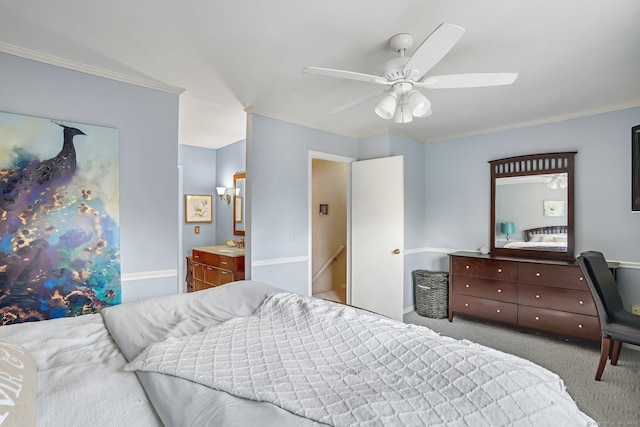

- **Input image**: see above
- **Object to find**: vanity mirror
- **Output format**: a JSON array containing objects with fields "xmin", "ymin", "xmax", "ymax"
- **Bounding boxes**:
[
  {"xmin": 233, "ymin": 172, "xmax": 245, "ymax": 236},
  {"xmin": 490, "ymin": 152, "xmax": 576, "ymax": 260}
]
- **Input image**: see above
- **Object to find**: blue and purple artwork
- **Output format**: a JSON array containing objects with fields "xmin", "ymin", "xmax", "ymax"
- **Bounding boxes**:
[{"xmin": 0, "ymin": 111, "xmax": 120, "ymax": 324}]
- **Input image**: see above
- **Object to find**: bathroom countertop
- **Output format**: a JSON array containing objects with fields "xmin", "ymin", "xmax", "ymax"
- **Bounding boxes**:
[{"xmin": 192, "ymin": 245, "xmax": 245, "ymax": 257}]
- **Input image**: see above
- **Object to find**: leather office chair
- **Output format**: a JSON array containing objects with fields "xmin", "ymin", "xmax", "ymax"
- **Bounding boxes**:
[{"xmin": 576, "ymin": 251, "xmax": 640, "ymax": 380}]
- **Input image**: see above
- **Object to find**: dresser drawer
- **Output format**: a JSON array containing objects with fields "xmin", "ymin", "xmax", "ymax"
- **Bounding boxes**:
[
  {"xmin": 452, "ymin": 276, "xmax": 517, "ymax": 303},
  {"xmin": 519, "ymin": 284, "xmax": 597, "ymax": 315},
  {"xmin": 203, "ymin": 265, "xmax": 220, "ymax": 286},
  {"xmin": 451, "ymin": 295, "xmax": 517, "ymax": 324},
  {"xmin": 518, "ymin": 306, "xmax": 600, "ymax": 341},
  {"xmin": 219, "ymin": 269, "xmax": 234, "ymax": 284},
  {"xmin": 192, "ymin": 250, "xmax": 219, "ymax": 266},
  {"xmin": 451, "ymin": 257, "xmax": 483, "ymax": 277},
  {"xmin": 519, "ymin": 263, "xmax": 587, "ymax": 290},
  {"xmin": 483, "ymin": 259, "xmax": 518, "ymax": 282},
  {"xmin": 192, "ymin": 262, "xmax": 204, "ymax": 281}
]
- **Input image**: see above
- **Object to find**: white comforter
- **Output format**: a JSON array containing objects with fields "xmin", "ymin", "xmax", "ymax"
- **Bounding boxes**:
[{"xmin": 125, "ymin": 291, "xmax": 595, "ymax": 427}]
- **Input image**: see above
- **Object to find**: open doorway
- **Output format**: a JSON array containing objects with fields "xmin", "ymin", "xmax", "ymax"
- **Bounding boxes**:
[{"xmin": 310, "ymin": 157, "xmax": 349, "ymax": 304}]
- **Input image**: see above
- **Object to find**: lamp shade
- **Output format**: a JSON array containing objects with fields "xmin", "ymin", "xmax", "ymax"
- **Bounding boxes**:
[
  {"xmin": 375, "ymin": 93, "xmax": 397, "ymax": 120},
  {"xmin": 216, "ymin": 187, "xmax": 226, "ymax": 196},
  {"xmin": 407, "ymin": 90, "xmax": 431, "ymax": 117},
  {"xmin": 500, "ymin": 222, "xmax": 515, "ymax": 234}
]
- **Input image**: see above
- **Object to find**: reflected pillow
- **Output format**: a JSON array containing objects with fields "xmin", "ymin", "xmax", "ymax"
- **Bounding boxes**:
[
  {"xmin": 540, "ymin": 233, "xmax": 567, "ymax": 243},
  {"xmin": 529, "ymin": 234, "xmax": 544, "ymax": 242}
]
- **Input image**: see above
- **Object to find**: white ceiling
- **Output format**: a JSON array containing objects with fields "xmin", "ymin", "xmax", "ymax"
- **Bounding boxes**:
[{"xmin": 1, "ymin": 1, "xmax": 639, "ymax": 149}]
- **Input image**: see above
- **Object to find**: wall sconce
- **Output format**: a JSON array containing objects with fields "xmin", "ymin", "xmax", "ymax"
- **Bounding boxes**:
[
  {"xmin": 500, "ymin": 222, "xmax": 515, "ymax": 241},
  {"xmin": 216, "ymin": 187, "xmax": 231, "ymax": 204}
]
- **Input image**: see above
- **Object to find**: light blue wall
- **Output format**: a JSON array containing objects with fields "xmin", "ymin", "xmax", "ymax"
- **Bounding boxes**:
[
  {"xmin": 423, "ymin": 107, "xmax": 640, "ymax": 309},
  {"xmin": 247, "ymin": 114, "xmax": 430, "ymax": 305},
  {"xmin": 247, "ymin": 114, "xmax": 358, "ymax": 294},
  {"xmin": 0, "ymin": 52, "xmax": 180, "ymax": 303},
  {"xmin": 215, "ymin": 139, "xmax": 246, "ymax": 244},
  {"xmin": 178, "ymin": 144, "xmax": 217, "ymax": 261}
]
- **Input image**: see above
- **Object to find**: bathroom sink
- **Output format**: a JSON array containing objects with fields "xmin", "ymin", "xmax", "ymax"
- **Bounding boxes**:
[{"xmin": 216, "ymin": 248, "xmax": 244, "ymax": 255}]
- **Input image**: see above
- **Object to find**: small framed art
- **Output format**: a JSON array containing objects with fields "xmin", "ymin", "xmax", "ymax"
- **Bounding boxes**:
[
  {"xmin": 543, "ymin": 200, "xmax": 565, "ymax": 217},
  {"xmin": 185, "ymin": 194, "xmax": 213, "ymax": 223}
]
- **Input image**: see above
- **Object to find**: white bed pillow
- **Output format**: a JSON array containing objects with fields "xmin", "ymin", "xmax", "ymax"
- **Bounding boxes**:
[
  {"xmin": 0, "ymin": 339, "xmax": 36, "ymax": 427},
  {"xmin": 529, "ymin": 234, "xmax": 544, "ymax": 242},
  {"xmin": 540, "ymin": 233, "xmax": 567, "ymax": 243}
]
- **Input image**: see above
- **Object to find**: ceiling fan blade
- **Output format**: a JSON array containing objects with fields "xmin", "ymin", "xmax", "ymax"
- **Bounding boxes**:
[
  {"xmin": 403, "ymin": 23, "xmax": 465, "ymax": 81},
  {"xmin": 417, "ymin": 73, "xmax": 518, "ymax": 88},
  {"xmin": 329, "ymin": 89, "xmax": 389, "ymax": 114},
  {"xmin": 302, "ymin": 67, "xmax": 390, "ymax": 85}
]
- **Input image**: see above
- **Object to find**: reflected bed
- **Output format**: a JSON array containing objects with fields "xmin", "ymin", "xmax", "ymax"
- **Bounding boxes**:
[{"xmin": 504, "ymin": 225, "xmax": 568, "ymax": 251}]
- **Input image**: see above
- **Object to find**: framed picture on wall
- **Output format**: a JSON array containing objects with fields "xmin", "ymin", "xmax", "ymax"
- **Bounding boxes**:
[
  {"xmin": 185, "ymin": 194, "xmax": 213, "ymax": 223},
  {"xmin": 543, "ymin": 200, "xmax": 565, "ymax": 217},
  {"xmin": 633, "ymin": 125, "xmax": 640, "ymax": 212}
]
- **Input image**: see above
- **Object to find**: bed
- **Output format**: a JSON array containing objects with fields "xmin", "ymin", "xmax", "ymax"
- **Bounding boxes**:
[
  {"xmin": 0, "ymin": 280, "xmax": 595, "ymax": 426},
  {"xmin": 503, "ymin": 225, "xmax": 568, "ymax": 251}
]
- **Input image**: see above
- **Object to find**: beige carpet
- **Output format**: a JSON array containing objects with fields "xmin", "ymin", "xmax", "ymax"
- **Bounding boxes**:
[{"xmin": 403, "ymin": 312, "xmax": 640, "ymax": 426}]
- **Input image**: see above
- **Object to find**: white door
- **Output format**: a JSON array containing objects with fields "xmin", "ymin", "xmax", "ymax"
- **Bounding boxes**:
[{"xmin": 351, "ymin": 156, "xmax": 404, "ymax": 320}]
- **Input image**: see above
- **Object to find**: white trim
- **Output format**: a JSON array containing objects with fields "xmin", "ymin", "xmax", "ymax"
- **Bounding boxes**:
[
  {"xmin": 0, "ymin": 42, "xmax": 185, "ymax": 95},
  {"xmin": 122, "ymin": 269, "xmax": 177, "ymax": 282},
  {"xmin": 403, "ymin": 247, "xmax": 640, "ymax": 270},
  {"xmin": 403, "ymin": 247, "xmax": 464, "ymax": 255},
  {"xmin": 252, "ymin": 256, "xmax": 308, "ymax": 267},
  {"xmin": 610, "ymin": 260, "xmax": 640, "ymax": 270},
  {"xmin": 403, "ymin": 305, "xmax": 416, "ymax": 315},
  {"xmin": 177, "ymin": 165, "xmax": 184, "ymax": 294}
]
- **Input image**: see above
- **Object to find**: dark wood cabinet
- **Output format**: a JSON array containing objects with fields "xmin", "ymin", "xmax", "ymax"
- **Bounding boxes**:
[
  {"xmin": 191, "ymin": 249, "xmax": 245, "ymax": 292},
  {"xmin": 448, "ymin": 251, "xmax": 602, "ymax": 341}
]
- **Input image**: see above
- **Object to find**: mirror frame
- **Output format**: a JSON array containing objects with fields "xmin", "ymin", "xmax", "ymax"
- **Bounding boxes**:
[
  {"xmin": 489, "ymin": 152, "xmax": 576, "ymax": 260},
  {"xmin": 233, "ymin": 172, "xmax": 245, "ymax": 236}
]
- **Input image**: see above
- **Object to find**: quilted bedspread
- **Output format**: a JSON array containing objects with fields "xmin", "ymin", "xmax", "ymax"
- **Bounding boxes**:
[{"xmin": 126, "ymin": 292, "xmax": 595, "ymax": 427}]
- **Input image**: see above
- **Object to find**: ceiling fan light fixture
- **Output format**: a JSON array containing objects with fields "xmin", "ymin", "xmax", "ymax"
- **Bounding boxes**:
[
  {"xmin": 407, "ymin": 90, "xmax": 431, "ymax": 117},
  {"xmin": 393, "ymin": 101, "xmax": 413, "ymax": 124},
  {"xmin": 375, "ymin": 92, "xmax": 398, "ymax": 120}
]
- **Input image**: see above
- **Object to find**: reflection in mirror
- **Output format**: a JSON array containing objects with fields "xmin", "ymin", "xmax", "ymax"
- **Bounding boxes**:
[
  {"xmin": 233, "ymin": 173, "xmax": 245, "ymax": 236},
  {"xmin": 490, "ymin": 152, "xmax": 575, "ymax": 260},
  {"xmin": 495, "ymin": 174, "xmax": 568, "ymax": 250}
]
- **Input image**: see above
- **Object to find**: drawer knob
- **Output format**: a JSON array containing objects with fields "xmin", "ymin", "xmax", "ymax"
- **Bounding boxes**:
[
  {"xmin": 579, "ymin": 300, "xmax": 584, "ymax": 305},
  {"xmin": 464, "ymin": 303, "xmax": 469, "ymax": 307},
  {"xmin": 535, "ymin": 316, "xmax": 540, "ymax": 320},
  {"xmin": 496, "ymin": 309, "xmax": 501, "ymax": 313},
  {"xmin": 497, "ymin": 268, "xmax": 502, "ymax": 273},
  {"xmin": 497, "ymin": 289, "xmax": 502, "ymax": 293},
  {"xmin": 465, "ymin": 265, "xmax": 470, "ymax": 269},
  {"xmin": 535, "ymin": 272, "xmax": 541, "ymax": 277},
  {"xmin": 465, "ymin": 284, "xmax": 470, "ymax": 288},
  {"xmin": 578, "ymin": 324, "xmax": 583, "ymax": 329},
  {"xmin": 579, "ymin": 277, "xmax": 584, "ymax": 281},
  {"xmin": 535, "ymin": 294, "xmax": 541, "ymax": 299}
]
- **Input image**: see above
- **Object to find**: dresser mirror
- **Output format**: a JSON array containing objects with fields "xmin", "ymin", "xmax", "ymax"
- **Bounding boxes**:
[
  {"xmin": 233, "ymin": 172, "xmax": 245, "ymax": 236},
  {"xmin": 490, "ymin": 152, "xmax": 576, "ymax": 260}
]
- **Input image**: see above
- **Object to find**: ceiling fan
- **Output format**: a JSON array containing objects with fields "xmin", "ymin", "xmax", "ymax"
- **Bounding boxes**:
[{"xmin": 302, "ymin": 23, "xmax": 518, "ymax": 124}]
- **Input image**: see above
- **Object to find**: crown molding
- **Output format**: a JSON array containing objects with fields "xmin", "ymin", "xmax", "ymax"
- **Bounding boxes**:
[{"xmin": 0, "ymin": 41, "xmax": 185, "ymax": 95}]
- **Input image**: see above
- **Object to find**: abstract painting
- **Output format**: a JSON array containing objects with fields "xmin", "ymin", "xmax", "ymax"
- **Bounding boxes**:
[{"xmin": 0, "ymin": 111, "xmax": 120, "ymax": 324}]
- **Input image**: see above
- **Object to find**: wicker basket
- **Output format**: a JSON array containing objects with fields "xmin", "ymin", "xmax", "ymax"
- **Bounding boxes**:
[{"xmin": 413, "ymin": 270, "xmax": 449, "ymax": 319}]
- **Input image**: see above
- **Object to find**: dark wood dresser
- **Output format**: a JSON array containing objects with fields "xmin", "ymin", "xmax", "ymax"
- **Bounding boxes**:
[{"xmin": 448, "ymin": 251, "xmax": 603, "ymax": 341}]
